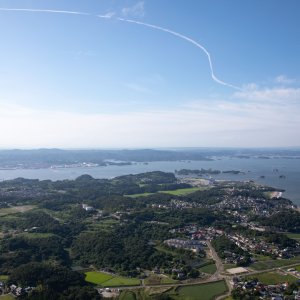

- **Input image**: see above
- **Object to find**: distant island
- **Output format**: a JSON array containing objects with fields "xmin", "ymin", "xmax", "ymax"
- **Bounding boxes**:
[{"xmin": 176, "ymin": 169, "xmax": 245, "ymax": 176}]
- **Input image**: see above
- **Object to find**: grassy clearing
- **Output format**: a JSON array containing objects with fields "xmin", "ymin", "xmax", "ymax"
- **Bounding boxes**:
[
  {"xmin": 144, "ymin": 274, "xmax": 177, "ymax": 285},
  {"xmin": 246, "ymin": 271, "xmax": 297, "ymax": 285},
  {"xmin": 0, "ymin": 295, "xmax": 15, "ymax": 300},
  {"xmin": 253, "ymin": 254, "xmax": 272, "ymax": 261},
  {"xmin": 102, "ymin": 276, "xmax": 140, "ymax": 287},
  {"xmin": 251, "ymin": 256, "xmax": 300, "ymax": 270},
  {"xmin": 125, "ymin": 193, "xmax": 154, "ymax": 198},
  {"xmin": 119, "ymin": 289, "xmax": 149, "ymax": 300},
  {"xmin": 160, "ymin": 187, "xmax": 205, "ymax": 196},
  {"xmin": 85, "ymin": 271, "xmax": 113, "ymax": 285},
  {"xmin": 87, "ymin": 218, "xmax": 119, "ymax": 231},
  {"xmin": 168, "ymin": 280, "xmax": 228, "ymax": 300},
  {"xmin": 287, "ymin": 265, "xmax": 300, "ymax": 272},
  {"xmin": 285, "ymin": 233, "xmax": 300, "ymax": 241},
  {"xmin": 146, "ymin": 286, "xmax": 172, "ymax": 296},
  {"xmin": 126, "ymin": 187, "xmax": 206, "ymax": 198},
  {"xmin": 118, "ymin": 291, "xmax": 136, "ymax": 300},
  {"xmin": 0, "ymin": 275, "xmax": 9, "ymax": 281},
  {"xmin": 85, "ymin": 271, "xmax": 140, "ymax": 287},
  {"xmin": 0, "ymin": 205, "xmax": 35, "ymax": 216},
  {"xmin": 199, "ymin": 263, "xmax": 217, "ymax": 274},
  {"xmin": 224, "ymin": 264, "xmax": 236, "ymax": 270}
]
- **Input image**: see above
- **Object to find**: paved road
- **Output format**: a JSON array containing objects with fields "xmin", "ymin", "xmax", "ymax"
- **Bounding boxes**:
[{"xmin": 206, "ymin": 241, "xmax": 224, "ymax": 280}]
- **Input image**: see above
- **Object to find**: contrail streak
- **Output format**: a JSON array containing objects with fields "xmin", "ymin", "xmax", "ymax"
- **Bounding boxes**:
[
  {"xmin": 115, "ymin": 17, "xmax": 242, "ymax": 91},
  {"xmin": 0, "ymin": 8, "xmax": 241, "ymax": 90},
  {"xmin": 0, "ymin": 8, "xmax": 90, "ymax": 16}
]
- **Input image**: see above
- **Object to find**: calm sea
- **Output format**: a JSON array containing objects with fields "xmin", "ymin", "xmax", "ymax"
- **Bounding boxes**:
[{"xmin": 0, "ymin": 157, "xmax": 299, "ymax": 205}]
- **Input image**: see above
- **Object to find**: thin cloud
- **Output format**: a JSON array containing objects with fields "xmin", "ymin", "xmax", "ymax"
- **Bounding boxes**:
[
  {"xmin": 121, "ymin": 1, "xmax": 145, "ymax": 18},
  {"xmin": 233, "ymin": 86, "xmax": 300, "ymax": 104},
  {"xmin": 124, "ymin": 83, "xmax": 150, "ymax": 93},
  {"xmin": 98, "ymin": 11, "xmax": 115, "ymax": 19},
  {"xmin": 275, "ymin": 75, "xmax": 296, "ymax": 85}
]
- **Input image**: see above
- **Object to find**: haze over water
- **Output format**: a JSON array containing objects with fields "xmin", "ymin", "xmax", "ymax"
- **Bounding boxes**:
[{"xmin": 0, "ymin": 157, "xmax": 299, "ymax": 205}]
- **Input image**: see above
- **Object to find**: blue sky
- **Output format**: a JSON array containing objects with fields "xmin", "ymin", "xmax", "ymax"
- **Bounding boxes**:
[{"xmin": 0, "ymin": 0, "xmax": 299, "ymax": 148}]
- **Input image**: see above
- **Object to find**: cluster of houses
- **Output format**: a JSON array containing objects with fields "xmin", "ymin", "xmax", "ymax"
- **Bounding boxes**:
[
  {"xmin": 213, "ymin": 194, "xmax": 293, "ymax": 217},
  {"xmin": 232, "ymin": 277, "xmax": 300, "ymax": 300},
  {"xmin": 0, "ymin": 283, "xmax": 34, "ymax": 298},
  {"xmin": 228, "ymin": 233, "xmax": 300, "ymax": 260},
  {"xmin": 164, "ymin": 238, "xmax": 205, "ymax": 253},
  {"xmin": 170, "ymin": 225, "xmax": 224, "ymax": 241},
  {"xmin": 168, "ymin": 223, "xmax": 300, "ymax": 268}
]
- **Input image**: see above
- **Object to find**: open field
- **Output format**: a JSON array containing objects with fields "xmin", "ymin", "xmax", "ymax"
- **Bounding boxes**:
[
  {"xmin": 0, "ymin": 295, "xmax": 15, "ymax": 300},
  {"xmin": 125, "ymin": 193, "xmax": 154, "ymax": 198},
  {"xmin": 224, "ymin": 264, "xmax": 236, "ymax": 270},
  {"xmin": 0, "ymin": 275, "xmax": 9, "ymax": 281},
  {"xmin": 102, "ymin": 276, "xmax": 140, "ymax": 287},
  {"xmin": 289, "ymin": 265, "xmax": 300, "ymax": 272},
  {"xmin": 119, "ymin": 286, "xmax": 172, "ymax": 300},
  {"xmin": 246, "ymin": 271, "xmax": 297, "ymax": 285},
  {"xmin": 251, "ymin": 256, "xmax": 300, "ymax": 270},
  {"xmin": 199, "ymin": 263, "xmax": 217, "ymax": 274},
  {"xmin": 285, "ymin": 233, "xmax": 300, "ymax": 241},
  {"xmin": 0, "ymin": 205, "xmax": 35, "ymax": 216},
  {"xmin": 126, "ymin": 187, "xmax": 205, "ymax": 198},
  {"xmin": 161, "ymin": 187, "xmax": 205, "ymax": 196},
  {"xmin": 85, "ymin": 271, "xmax": 140, "ymax": 287},
  {"xmin": 119, "ymin": 291, "xmax": 136, "ymax": 300},
  {"xmin": 85, "ymin": 271, "xmax": 113, "ymax": 285},
  {"xmin": 86, "ymin": 218, "xmax": 119, "ymax": 232},
  {"xmin": 168, "ymin": 281, "xmax": 228, "ymax": 300}
]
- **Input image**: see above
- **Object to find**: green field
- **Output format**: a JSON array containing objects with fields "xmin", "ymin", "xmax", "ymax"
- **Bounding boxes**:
[
  {"xmin": 199, "ymin": 263, "xmax": 217, "ymax": 274},
  {"xmin": 252, "ymin": 256, "xmax": 300, "ymax": 270},
  {"xmin": 0, "ymin": 205, "xmax": 35, "ymax": 216},
  {"xmin": 224, "ymin": 264, "xmax": 236, "ymax": 270},
  {"xmin": 0, "ymin": 275, "xmax": 9, "ymax": 281},
  {"xmin": 285, "ymin": 233, "xmax": 300, "ymax": 241},
  {"xmin": 126, "ymin": 192, "xmax": 154, "ymax": 198},
  {"xmin": 86, "ymin": 218, "xmax": 119, "ymax": 232},
  {"xmin": 0, "ymin": 295, "xmax": 15, "ymax": 300},
  {"xmin": 126, "ymin": 187, "xmax": 205, "ymax": 198},
  {"xmin": 169, "ymin": 281, "xmax": 228, "ymax": 300},
  {"xmin": 85, "ymin": 271, "xmax": 113, "ymax": 285},
  {"xmin": 119, "ymin": 291, "xmax": 137, "ymax": 300},
  {"xmin": 102, "ymin": 276, "xmax": 140, "ymax": 287},
  {"xmin": 85, "ymin": 271, "xmax": 140, "ymax": 287},
  {"xmin": 296, "ymin": 265, "xmax": 300, "ymax": 271},
  {"xmin": 246, "ymin": 271, "xmax": 297, "ymax": 285},
  {"xmin": 160, "ymin": 187, "xmax": 205, "ymax": 196}
]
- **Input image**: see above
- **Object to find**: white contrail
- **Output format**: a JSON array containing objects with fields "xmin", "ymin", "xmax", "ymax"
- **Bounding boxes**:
[
  {"xmin": 115, "ymin": 17, "xmax": 242, "ymax": 91},
  {"xmin": 0, "ymin": 8, "xmax": 241, "ymax": 90},
  {"xmin": 0, "ymin": 8, "xmax": 90, "ymax": 16}
]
